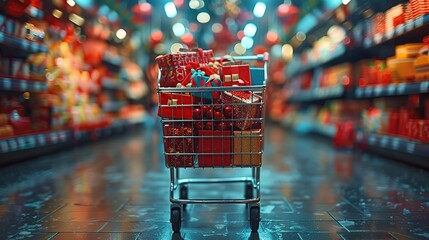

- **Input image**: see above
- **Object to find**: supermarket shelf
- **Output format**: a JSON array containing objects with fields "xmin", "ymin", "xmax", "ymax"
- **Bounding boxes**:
[
  {"xmin": 358, "ymin": 133, "xmax": 429, "ymax": 169},
  {"xmin": 102, "ymin": 79, "xmax": 123, "ymax": 90},
  {"xmin": 0, "ymin": 129, "xmax": 74, "ymax": 165},
  {"xmin": 355, "ymin": 81, "xmax": 429, "ymax": 98},
  {"xmin": 0, "ymin": 77, "xmax": 47, "ymax": 92},
  {"xmin": 364, "ymin": 15, "xmax": 429, "ymax": 48},
  {"xmin": 288, "ymin": 85, "xmax": 345, "ymax": 103},
  {"xmin": 73, "ymin": 121, "xmax": 132, "ymax": 143},
  {"xmin": 0, "ymin": 32, "xmax": 48, "ymax": 56}
]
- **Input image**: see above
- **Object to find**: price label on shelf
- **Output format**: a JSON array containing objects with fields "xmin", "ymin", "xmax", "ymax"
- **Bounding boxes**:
[
  {"xmin": 50, "ymin": 132, "xmax": 58, "ymax": 143},
  {"xmin": 355, "ymin": 88, "xmax": 363, "ymax": 98},
  {"xmin": 37, "ymin": 134, "xmax": 45, "ymax": 145},
  {"xmin": 8, "ymin": 139, "xmax": 18, "ymax": 151},
  {"xmin": 31, "ymin": 43, "xmax": 38, "ymax": 52},
  {"xmin": 391, "ymin": 138, "xmax": 400, "ymax": 150},
  {"xmin": 17, "ymin": 137, "xmax": 26, "ymax": 149},
  {"xmin": 420, "ymin": 82, "xmax": 429, "ymax": 93},
  {"xmin": 27, "ymin": 136, "xmax": 36, "ymax": 147},
  {"xmin": 415, "ymin": 17, "xmax": 424, "ymax": 27},
  {"xmin": 365, "ymin": 87, "xmax": 373, "ymax": 97},
  {"xmin": 20, "ymin": 80, "xmax": 28, "ymax": 90},
  {"xmin": 387, "ymin": 85, "xmax": 396, "ymax": 95},
  {"xmin": 374, "ymin": 86, "xmax": 383, "ymax": 96},
  {"xmin": 406, "ymin": 142, "xmax": 415, "ymax": 153},
  {"xmin": 397, "ymin": 84, "xmax": 406, "ymax": 94},
  {"xmin": 380, "ymin": 136, "xmax": 388, "ymax": 147},
  {"xmin": 2, "ymin": 78, "xmax": 12, "ymax": 90},
  {"xmin": 21, "ymin": 40, "xmax": 29, "ymax": 50},
  {"xmin": 0, "ymin": 141, "xmax": 8, "ymax": 153},
  {"xmin": 59, "ymin": 131, "xmax": 67, "ymax": 142}
]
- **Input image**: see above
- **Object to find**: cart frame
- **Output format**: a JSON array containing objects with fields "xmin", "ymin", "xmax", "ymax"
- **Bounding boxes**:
[{"xmin": 157, "ymin": 53, "xmax": 269, "ymax": 232}]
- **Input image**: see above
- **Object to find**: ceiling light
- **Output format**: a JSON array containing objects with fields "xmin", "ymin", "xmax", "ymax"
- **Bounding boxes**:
[
  {"xmin": 69, "ymin": 13, "xmax": 85, "ymax": 26},
  {"xmin": 172, "ymin": 23, "xmax": 186, "ymax": 37},
  {"xmin": 234, "ymin": 43, "xmax": 246, "ymax": 55},
  {"xmin": 296, "ymin": 32, "xmax": 306, "ymax": 41},
  {"xmin": 67, "ymin": 0, "xmax": 76, "ymax": 7},
  {"xmin": 165, "ymin": 2, "xmax": 177, "ymax": 18},
  {"xmin": 52, "ymin": 9, "xmax": 62, "ymax": 18},
  {"xmin": 116, "ymin": 29, "xmax": 127, "ymax": 40},
  {"xmin": 241, "ymin": 36, "xmax": 254, "ymax": 49},
  {"xmin": 189, "ymin": 0, "xmax": 200, "ymax": 9},
  {"xmin": 243, "ymin": 23, "xmax": 257, "ymax": 37},
  {"xmin": 342, "ymin": 0, "xmax": 351, "ymax": 5},
  {"xmin": 282, "ymin": 44, "xmax": 293, "ymax": 61},
  {"xmin": 253, "ymin": 2, "xmax": 266, "ymax": 18},
  {"xmin": 197, "ymin": 12, "xmax": 210, "ymax": 23},
  {"xmin": 211, "ymin": 23, "xmax": 223, "ymax": 33},
  {"xmin": 170, "ymin": 43, "xmax": 183, "ymax": 53}
]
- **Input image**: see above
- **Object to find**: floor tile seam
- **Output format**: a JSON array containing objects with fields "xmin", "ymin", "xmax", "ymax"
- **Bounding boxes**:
[
  {"xmin": 36, "ymin": 203, "xmax": 68, "ymax": 223},
  {"xmin": 47, "ymin": 232, "xmax": 59, "ymax": 240},
  {"xmin": 297, "ymin": 232, "xmax": 343, "ymax": 239},
  {"xmin": 340, "ymin": 197, "xmax": 365, "ymax": 214},
  {"xmin": 327, "ymin": 211, "xmax": 350, "ymax": 233},
  {"xmin": 97, "ymin": 222, "xmax": 109, "ymax": 232},
  {"xmin": 115, "ymin": 198, "xmax": 131, "ymax": 212}
]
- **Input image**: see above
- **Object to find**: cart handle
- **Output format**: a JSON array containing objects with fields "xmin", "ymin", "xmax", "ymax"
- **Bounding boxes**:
[{"xmin": 215, "ymin": 52, "xmax": 269, "ymax": 62}]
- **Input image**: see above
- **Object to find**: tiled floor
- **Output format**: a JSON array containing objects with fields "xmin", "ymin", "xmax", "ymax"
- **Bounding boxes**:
[{"xmin": 1, "ymin": 121, "xmax": 429, "ymax": 240}]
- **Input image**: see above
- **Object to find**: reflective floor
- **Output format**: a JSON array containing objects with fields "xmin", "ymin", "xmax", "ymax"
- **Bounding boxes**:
[{"xmin": 1, "ymin": 121, "xmax": 429, "ymax": 240}]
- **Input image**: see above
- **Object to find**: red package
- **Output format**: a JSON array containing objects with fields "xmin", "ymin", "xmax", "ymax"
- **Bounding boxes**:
[
  {"xmin": 398, "ymin": 108, "xmax": 419, "ymax": 136},
  {"xmin": 221, "ymin": 64, "xmax": 251, "ymax": 86},
  {"xmin": 388, "ymin": 111, "xmax": 399, "ymax": 135},
  {"xmin": 158, "ymin": 93, "xmax": 193, "ymax": 119},
  {"xmin": 221, "ymin": 91, "xmax": 262, "ymax": 130},
  {"xmin": 156, "ymin": 49, "xmax": 214, "ymax": 87},
  {"xmin": 197, "ymin": 129, "xmax": 232, "ymax": 167},
  {"xmin": 163, "ymin": 124, "xmax": 195, "ymax": 167}
]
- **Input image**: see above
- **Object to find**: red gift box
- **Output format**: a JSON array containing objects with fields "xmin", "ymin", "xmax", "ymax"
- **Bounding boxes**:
[
  {"xmin": 158, "ymin": 93, "xmax": 193, "ymax": 119},
  {"xmin": 156, "ymin": 49, "xmax": 214, "ymax": 87},
  {"xmin": 221, "ymin": 64, "xmax": 251, "ymax": 86},
  {"xmin": 398, "ymin": 108, "xmax": 419, "ymax": 136},
  {"xmin": 163, "ymin": 124, "xmax": 195, "ymax": 167},
  {"xmin": 221, "ymin": 91, "xmax": 262, "ymax": 130},
  {"xmin": 197, "ymin": 129, "xmax": 232, "ymax": 167}
]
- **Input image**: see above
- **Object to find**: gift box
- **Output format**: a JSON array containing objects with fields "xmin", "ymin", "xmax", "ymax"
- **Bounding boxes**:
[
  {"xmin": 221, "ymin": 64, "xmax": 251, "ymax": 86},
  {"xmin": 233, "ymin": 129, "xmax": 262, "ymax": 166},
  {"xmin": 163, "ymin": 124, "xmax": 195, "ymax": 167},
  {"xmin": 156, "ymin": 49, "xmax": 213, "ymax": 87},
  {"xmin": 197, "ymin": 129, "xmax": 232, "ymax": 167},
  {"xmin": 221, "ymin": 91, "xmax": 262, "ymax": 130},
  {"xmin": 189, "ymin": 69, "xmax": 222, "ymax": 100},
  {"xmin": 158, "ymin": 93, "xmax": 193, "ymax": 119}
]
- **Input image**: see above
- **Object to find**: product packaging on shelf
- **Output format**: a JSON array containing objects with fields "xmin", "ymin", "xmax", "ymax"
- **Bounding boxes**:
[
  {"xmin": 233, "ymin": 129, "xmax": 262, "ymax": 166},
  {"xmin": 197, "ymin": 129, "xmax": 232, "ymax": 167},
  {"xmin": 158, "ymin": 93, "xmax": 194, "ymax": 119},
  {"xmin": 221, "ymin": 91, "xmax": 262, "ymax": 130},
  {"xmin": 163, "ymin": 123, "xmax": 195, "ymax": 167}
]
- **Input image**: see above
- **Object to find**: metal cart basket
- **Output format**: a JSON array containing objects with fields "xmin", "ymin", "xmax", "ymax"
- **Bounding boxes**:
[{"xmin": 157, "ymin": 53, "xmax": 268, "ymax": 232}]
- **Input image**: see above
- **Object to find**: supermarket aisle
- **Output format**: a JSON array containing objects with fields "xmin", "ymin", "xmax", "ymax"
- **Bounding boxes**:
[{"xmin": 1, "ymin": 122, "xmax": 429, "ymax": 240}]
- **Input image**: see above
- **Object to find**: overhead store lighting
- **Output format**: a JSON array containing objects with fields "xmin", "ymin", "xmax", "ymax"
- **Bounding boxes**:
[
  {"xmin": 243, "ymin": 23, "xmax": 257, "ymax": 37},
  {"xmin": 116, "ymin": 29, "xmax": 127, "ymax": 40},
  {"xmin": 241, "ymin": 36, "xmax": 254, "ymax": 49},
  {"xmin": 234, "ymin": 43, "xmax": 246, "ymax": 55},
  {"xmin": 67, "ymin": 0, "xmax": 76, "ymax": 7},
  {"xmin": 172, "ymin": 23, "xmax": 186, "ymax": 37},
  {"xmin": 342, "ymin": 0, "xmax": 351, "ymax": 5},
  {"xmin": 211, "ymin": 23, "xmax": 223, "ymax": 33},
  {"xmin": 165, "ymin": 2, "xmax": 177, "ymax": 18},
  {"xmin": 69, "ymin": 13, "xmax": 84, "ymax": 26},
  {"xmin": 296, "ymin": 32, "xmax": 306, "ymax": 41},
  {"xmin": 253, "ymin": 2, "xmax": 266, "ymax": 18},
  {"xmin": 189, "ymin": 0, "xmax": 204, "ymax": 9},
  {"xmin": 282, "ymin": 44, "xmax": 293, "ymax": 61},
  {"xmin": 197, "ymin": 12, "xmax": 210, "ymax": 23},
  {"xmin": 52, "ymin": 9, "xmax": 62, "ymax": 18},
  {"xmin": 171, "ymin": 43, "xmax": 184, "ymax": 53},
  {"xmin": 108, "ymin": 11, "xmax": 118, "ymax": 22},
  {"xmin": 98, "ymin": 5, "xmax": 110, "ymax": 16}
]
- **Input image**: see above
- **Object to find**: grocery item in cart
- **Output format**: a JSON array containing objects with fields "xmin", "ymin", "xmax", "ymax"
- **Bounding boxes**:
[
  {"xmin": 221, "ymin": 64, "xmax": 251, "ymax": 86},
  {"xmin": 156, "ymin": 49, "xmax": 213, "ymax": 87},
  {"xmin": 158, "ymin": 93, "xmax": 194, "ymax": 119},
  {"xmin": 197, "ymin": 129, "xmax": 232, "ymax": 167},
  {"xmin": 221, "ymin": 91, "xmax": 262, "ymax": 130},
  {"xmin": 233, "ymin": 129, "xmax": 262, "ymax": 166},
  {"xmin": 163, "ymin": 124, "xmax": 194, "ymax": 167}
]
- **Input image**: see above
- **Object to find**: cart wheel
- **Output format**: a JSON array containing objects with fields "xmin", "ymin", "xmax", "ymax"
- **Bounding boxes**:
[
  {"xmin": 250, "ymin": 206, "xmax": 260, "ymax": 232},
  {"xmin": 180, "ymin": 184, "xmax": 188, "ymax": 210},
  {"xmin": 171, "ymin": 208, "xmax": 181, "ymax": 232},
  {"xmin": 245, "ymin": 182, "xmax": 253, "ymax": 199}
]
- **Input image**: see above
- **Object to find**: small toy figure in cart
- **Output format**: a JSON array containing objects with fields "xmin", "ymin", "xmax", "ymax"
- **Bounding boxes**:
[{"xmin": 157, "ymin": 48, "xmax": 269, "ymax": 232}]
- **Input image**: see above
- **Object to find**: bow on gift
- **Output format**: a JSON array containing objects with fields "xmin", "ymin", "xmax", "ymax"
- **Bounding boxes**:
[{"xmin": 177, "ymin": 68, "xmax": 222, "ymax": 99}]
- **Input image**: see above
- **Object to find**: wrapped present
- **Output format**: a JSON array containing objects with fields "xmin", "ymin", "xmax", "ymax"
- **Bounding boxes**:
[
  {"xmin": 163, "ymin": 124, "xmax": 195, "ymax": 167},
  {"xmin": 221, "ymin": 91, "xmax": 262, "ymax": 130},
  {"xmin": 233, "ymin": 129, "xmax": 262, "ymax": 166},
  {"xmin": 158, "ymin": 93, "xmax": 193, "ymax": 119},
  {"xmin": 197, "ymin": 129, "xmax": 232, "ymax": 167},
  {"xmin": 156, "ymin": 49, "xmax": 213, "ymax": 87},
  {"xmin": 221, "ymin": 64, "xmax": 251, "ymax": 86},
  {"xmin": 183, "ymin": 69, "xmax": 222, "ymax": 100}
]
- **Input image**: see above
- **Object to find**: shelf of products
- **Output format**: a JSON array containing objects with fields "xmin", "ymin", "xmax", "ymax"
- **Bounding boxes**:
[
  {"xmin": 0, "ymin": 77, "xmax": 47, "ymax": 92},
  {"xmin": 0, "ymin": 31, "xmax": 47, "ymax": 54},
  {"xmin": 289, "ymin": 85, "xmax": 345, "ymax": 103},
  {"xmin": 355, "ymin": 81, "xmax": 429, "ymax": 98}
]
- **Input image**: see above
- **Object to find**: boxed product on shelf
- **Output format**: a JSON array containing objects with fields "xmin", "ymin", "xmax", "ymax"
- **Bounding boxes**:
[
  {"xmin": 387, "ymin": 57, "xmax": 415, "ymax": 83},
  {"xmin": 355, "ymin": 60, "xmax": 390, "ymax": 86},
  {"xmin": 385, "ymin": 4, "xmax": 406, "ymax": 34},
  {"xmin": 396, "ymin": 43, "xmax": 422, "ymax": 58},
  {"xmin": 409, "ymin": 0, "xmax": 429, "ymax": 19}
]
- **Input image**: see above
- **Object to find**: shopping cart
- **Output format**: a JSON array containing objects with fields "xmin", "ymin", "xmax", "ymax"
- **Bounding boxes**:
[{"xmin": 157, "ymin": 53, "xmax": 268, "ymax": 232}]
